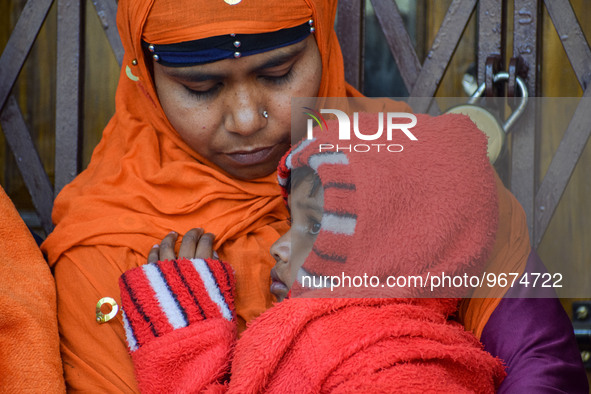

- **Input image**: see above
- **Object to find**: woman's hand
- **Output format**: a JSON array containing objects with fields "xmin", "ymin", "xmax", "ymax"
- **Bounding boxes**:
[{"xmin": 148, "ymin": 228, "xmax": 215, "ymax": 263}]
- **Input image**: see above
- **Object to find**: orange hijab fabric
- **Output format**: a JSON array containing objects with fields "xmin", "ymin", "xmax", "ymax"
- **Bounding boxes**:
[
  {"xmin": 41, "ymin": 0, "xmax": 364, "ymax": 391},
  {"xmin": 458, "ymin": 171, "xmax": 531, "ymax": 338},
  {"xmin": 0, "ymin": 186, "xmax": 65, "ymax": 392}
]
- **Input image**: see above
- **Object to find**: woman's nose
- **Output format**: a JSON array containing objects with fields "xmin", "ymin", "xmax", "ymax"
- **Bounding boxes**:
[
  {"xmin": 271, "ymin": 231, "xmax": 291, "ymax": 265},
  {"xmin": 224, "ymin": 84, "xmax": 267, "ymax": 136}
]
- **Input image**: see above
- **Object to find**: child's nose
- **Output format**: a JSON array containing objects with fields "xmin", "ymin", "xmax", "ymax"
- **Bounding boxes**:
[{"xmin": 270, "ymin": 231, "xmax": 291, "ymax": 265}]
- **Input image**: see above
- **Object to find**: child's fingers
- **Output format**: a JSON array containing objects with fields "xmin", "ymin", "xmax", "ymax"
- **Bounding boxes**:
[
  {"xmin": 195, "ymin": 233, "xmax": 215, "ymax": 259},
  {"xmin": 147, "ymin": 244, "xmax": 160, "ymax": 264},
  {"xmin": 159, "ymin": 232, "xmax": 178, "ymax": 261},
  {"xmin": 178, "ymin": 228, "xmax": 203, "ymax": 259}
]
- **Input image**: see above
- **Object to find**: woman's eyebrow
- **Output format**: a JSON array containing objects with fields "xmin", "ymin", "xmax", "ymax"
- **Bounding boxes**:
[
  {"xmin": 254, "ymin": 43, "xmax": 307, "ymax": 71},
  {"xmin": 165, "ymin": 68, "xmax": 223, "ymax": 82}
]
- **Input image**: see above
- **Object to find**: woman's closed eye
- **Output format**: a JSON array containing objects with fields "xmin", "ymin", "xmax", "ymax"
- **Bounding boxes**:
[
  {"xmin": 259, "ymin": 66, "xmax": 295, "ymax": 85},
  {"xmin": 184, "ymin": 83, "xmax": 222, "ymax": 100}
]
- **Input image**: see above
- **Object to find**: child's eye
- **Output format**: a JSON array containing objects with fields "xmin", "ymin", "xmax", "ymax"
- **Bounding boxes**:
[{"xmin": 309, "ymin": 219, "xmax": 321, "ymax": 235}]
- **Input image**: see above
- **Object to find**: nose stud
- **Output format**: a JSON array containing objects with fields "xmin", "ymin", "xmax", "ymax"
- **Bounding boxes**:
[{"xmin": 262, "ymin": 110, "xmax": 269, "ymax": 119}]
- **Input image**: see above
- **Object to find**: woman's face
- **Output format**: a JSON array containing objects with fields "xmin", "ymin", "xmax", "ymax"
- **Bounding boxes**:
[{"xmin": 153, "ymin": 35, "xmax": 322, "ymax": 180}]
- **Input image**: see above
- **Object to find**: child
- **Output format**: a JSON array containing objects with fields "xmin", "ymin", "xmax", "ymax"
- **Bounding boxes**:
[{"xmin": 119, "ymin": 113, "xmax": 507, "ymax": 392}]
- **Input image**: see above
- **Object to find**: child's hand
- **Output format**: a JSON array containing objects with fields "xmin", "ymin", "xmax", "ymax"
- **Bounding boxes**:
[
  {"xmin": 121, "ymin": 228, "xmax": 235, "ymax": 356},
  {"xmin": 148, "ymin": 228, "xmax": 215, "ymax": 263}
]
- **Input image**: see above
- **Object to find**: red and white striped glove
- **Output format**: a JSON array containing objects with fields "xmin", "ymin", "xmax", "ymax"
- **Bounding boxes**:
[{"xmin": 119, "ymin": 258, "xmax": 236, "ymax": 352}]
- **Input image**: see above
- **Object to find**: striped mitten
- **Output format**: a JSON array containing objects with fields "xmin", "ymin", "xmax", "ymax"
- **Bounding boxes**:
[{"xmin": 119, "ymin": 258, "xmax": 236, "ymax": 352}]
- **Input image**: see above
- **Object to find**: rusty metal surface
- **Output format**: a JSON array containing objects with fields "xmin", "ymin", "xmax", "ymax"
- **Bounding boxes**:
[
  {"xmin": 91, "ymin": 0, "xmax": 123, "ymax": 66},
  {"xmin": 533, "ymin": 0, "xmax": 591, "ymax": 247},
  {"xmin": 544, "ymin": 0, "xmax": 591, "ymax": 90},
  {"xmin": 477, "ymin": 0, "xmax": 506, "ymax": 87},
  {"xmin": 55, "ymin": 0, "xmax": 84, "ymax": 197},
  {"xmin": 507, "ymin": 56, "xmax": 529, "ymax": 97},
  {"xmin": 409, "ymin": 0, "xmax": 477, "ymax": 112},
  {"xmin": 484, "ymin": 55, "xmax": 503, "ymax": 97},
  {"xmin": 370, "ymin": 0, "xmax": 421, "ymax": 92},
  {"xmin": 337, "ymin": 0, "xmax": 365, "ymax": 91},
  {"xmin": 0, "ymin": 96, "xmax": 54, "ymax": 234},
  {"xmin": 511, "ymin": 0, "xmax": 541, "ymax": 243},
  {"xmin": 0, "ymin": 0, "xmax": 54, "ymax": 110},
  {"xmin": 534, "ymin": 90, "xmax": 591, "ymax": 247}
]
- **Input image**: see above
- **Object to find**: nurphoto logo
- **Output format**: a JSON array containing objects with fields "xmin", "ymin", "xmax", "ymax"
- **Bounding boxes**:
[{"xmin": 304, "ymin": 108, "xmax": 418, "ymax": 153}]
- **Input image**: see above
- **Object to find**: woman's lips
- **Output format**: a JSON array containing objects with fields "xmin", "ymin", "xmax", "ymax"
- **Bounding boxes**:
[{"xmin": 225, "ymin": 146, "xmax": 275, "ymax": 166}]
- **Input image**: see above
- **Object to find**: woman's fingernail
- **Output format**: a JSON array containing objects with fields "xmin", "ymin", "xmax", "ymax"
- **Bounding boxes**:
[
  {"xmin": 153, "ymin": 244, "xmax": 159, "ymax": 248},
  {"xmin": 169, "ymin": 231, "xmax": 177, "ymax": 235}
]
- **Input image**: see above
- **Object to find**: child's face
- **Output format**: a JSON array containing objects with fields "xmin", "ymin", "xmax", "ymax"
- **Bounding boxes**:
[{"xmin": 270, "ymin": 174, "xmax": 323, "ymax": 302}]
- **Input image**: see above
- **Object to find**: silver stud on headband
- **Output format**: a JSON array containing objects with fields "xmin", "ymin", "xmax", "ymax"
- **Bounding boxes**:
[
  {"xmin": 153, "ymin": 54, "xmax": 160, "ymax": 61},
  {"xmin": 230, "ymin": 33, "xmax": 236, "ymax": 37},
  {"xmin": 234, "ymin": 52, "xmax": 241, "ymax": 58},
  {"xmin": 262, "ymin": 110, "xmax": 269, "ymax": 119},
  {"xmin": 310, "ymin": 27, "xmax": 315, "ymax": 33},
  {"xmin": 233, "ymin": 40, "xmax": 241, "ymax": 48},
  {"xmin": 148, "ymin": 44, "xmax": 155, "ymax": 53},
  {"xmin": 308, "ymin": 19, "xmax": 314, "ymax": 26},
  {"xmin": 131, "ymin": 59, "xmax": 138, "ymax": 66}
]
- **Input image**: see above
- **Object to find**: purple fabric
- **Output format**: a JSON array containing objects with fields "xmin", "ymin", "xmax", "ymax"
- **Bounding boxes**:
[{"xmin": 480, "ymin": 249, "xmax": 588, "ymax": 393}]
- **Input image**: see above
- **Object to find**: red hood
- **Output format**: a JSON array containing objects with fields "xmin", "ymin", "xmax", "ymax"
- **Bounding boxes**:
[{"xmin": 278, "ymin": 112, "xmax": 498, "ymax": 298}]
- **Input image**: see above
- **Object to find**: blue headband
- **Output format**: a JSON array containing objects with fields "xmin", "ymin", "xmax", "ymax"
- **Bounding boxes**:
[{"xmin": 143, "ymin": 20, "xmax": 314, "ymax": 67}]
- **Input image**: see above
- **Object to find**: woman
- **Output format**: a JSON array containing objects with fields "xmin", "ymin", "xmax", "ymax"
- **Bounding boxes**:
[{"xmin": 42, "ymin": 0, "xmax": 587, "ymax": 392}]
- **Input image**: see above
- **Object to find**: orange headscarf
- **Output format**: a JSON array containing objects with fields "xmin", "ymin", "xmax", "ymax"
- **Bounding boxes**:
[
  {"xmin": 41, "ymin": 0, "xmax": 367, "ymax": 391},
  {"xmin": 458, "ymin": 171, "xmax": 531, "ymax": 338}
]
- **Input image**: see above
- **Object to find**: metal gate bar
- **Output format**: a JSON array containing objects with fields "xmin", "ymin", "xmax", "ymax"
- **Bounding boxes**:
[
  {"xmin": 0, "ymin": 0, "xmax": 53, "ymax": 110},
  {"xmin": 533, "ymin": 0, "xmax": 591, "ymax": 246},
  {"xmin": 0, "ymin": 97, "xmax": 54, "ymax": 233},
  {"xmin": 370, "ymin": 0, "xmax": 421, "ymax": 92},
  {"xmin": 511, "ymin": 0, "xmax": 541, "ymax": 242},
  {"xmin": 477, "ymin": 0, "xmax": 506, "ymax": 85},
  {"xmin": 408, "ymin": 0, "xmax": 477, "ymax": 113},
  {"xmin": 91, "ymin": 0, "xmax": 123, "ymax": 66},
  {"xmin": 337, "ymin": 0, "xmax": 365, "ymax": 91},
  {"xmin": 55, "ymin": 0, "xmax": 84, "ymax": 196}
]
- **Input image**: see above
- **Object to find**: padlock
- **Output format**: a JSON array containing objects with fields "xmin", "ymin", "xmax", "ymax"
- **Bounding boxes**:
[{"xmin": 445, "ymin": 72, "xmax": 528, "ymax": 163}]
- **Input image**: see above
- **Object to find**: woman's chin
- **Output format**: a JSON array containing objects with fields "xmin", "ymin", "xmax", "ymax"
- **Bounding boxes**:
[{"xmin": 217, "ymin": 143, "xmax": 290, "ymax": 180}]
